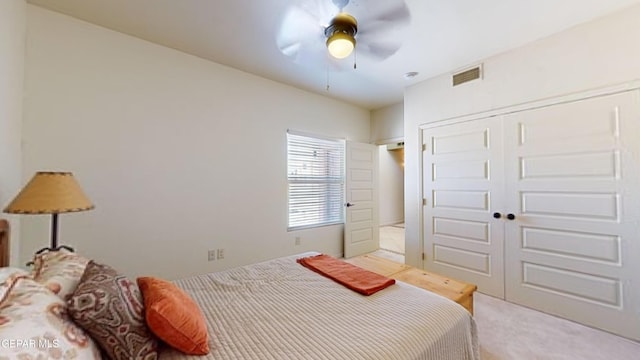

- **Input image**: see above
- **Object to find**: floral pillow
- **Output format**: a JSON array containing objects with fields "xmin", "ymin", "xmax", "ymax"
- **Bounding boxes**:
[
  {"xmin": 67, "ymin": 261, "xmax": 159, "ymax": 360},
  {"xmin": 32, "ymin": 249, "xmax": 90, "ymax": 301},
  {"xmin": 0, "ymin": 267, "xmax": 30, "ymax": 300},
  {"xmin": 0, "ymin": 275, "xmax": 102, "ymax": 359}
]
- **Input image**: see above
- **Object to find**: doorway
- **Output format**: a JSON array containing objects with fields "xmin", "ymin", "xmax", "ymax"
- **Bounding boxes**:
[{"xmin": 377, "ymin": 143, "xmax": 404, "ymax": 261}]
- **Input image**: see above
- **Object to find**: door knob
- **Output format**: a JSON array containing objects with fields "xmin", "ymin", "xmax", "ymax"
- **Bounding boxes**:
[
  {"xmin": 493, "ymin": 212, "xmax": 502, "ymax": 219},
  {"xmin": 345, "ymin": 203, "xmax": 355, "ymax": 207},
  {"xmin": 507, "ymin": 213, "xmax": 516, "ymax": 220}
]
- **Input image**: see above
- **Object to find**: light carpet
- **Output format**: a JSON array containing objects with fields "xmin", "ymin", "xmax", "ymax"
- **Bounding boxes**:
[
  {"xmin": 369, "ymin": 250, "xmax": 640, "ymax": 359},
  {"xmin": 475, "ymin": 292, "xmax": 640, "ymax": 359},
  {"xmin": 379, "ymin": 225, "xmax": 404, "ymax": 254}
]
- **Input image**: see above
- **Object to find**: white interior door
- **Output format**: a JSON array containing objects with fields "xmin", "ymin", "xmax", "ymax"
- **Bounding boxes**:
[
  {"xmin": 503, "ymin": 91, "xmax": 640, "ymax": 341},
  {"xmin": 422, "ymin": 118, "xmax": 506, "ymax": 297},
  {"xmin": 344, "ymin": 141, "xmax": 379, "ymax": 258}
]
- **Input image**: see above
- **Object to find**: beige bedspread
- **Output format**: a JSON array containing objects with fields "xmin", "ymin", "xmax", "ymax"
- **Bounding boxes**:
[{"xmin": 159, "ymin": 252, "xmax": 480, "ymax": 360}]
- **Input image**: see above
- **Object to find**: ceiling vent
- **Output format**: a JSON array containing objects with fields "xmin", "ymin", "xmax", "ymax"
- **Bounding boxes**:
[
  {"xmin": 387, "ymin": 141, "xmax": 404, "ymax": 151},
  {"xmin": 452, "ymin": 65, "xmax": 482, "ymax": 86}
]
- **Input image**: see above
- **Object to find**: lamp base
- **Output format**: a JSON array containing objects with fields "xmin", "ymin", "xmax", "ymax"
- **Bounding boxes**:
[
  {"xmin": 35, "ymin": 245, "xmax": 75, "ymax": 255},
  {"xmin": 27, "ymin": 245, "xmax": 75, "ymax": 267}
]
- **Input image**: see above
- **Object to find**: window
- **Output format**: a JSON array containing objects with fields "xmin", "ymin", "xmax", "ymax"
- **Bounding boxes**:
[{"xmin": 287, "ymin": 131, "xmax": 345, "ymax": 230}]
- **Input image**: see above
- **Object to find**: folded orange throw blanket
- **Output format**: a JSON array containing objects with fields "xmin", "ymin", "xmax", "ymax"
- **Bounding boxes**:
[{"xmin": 297, "ymin": 254, "xmax": 395, "ymax": 296}]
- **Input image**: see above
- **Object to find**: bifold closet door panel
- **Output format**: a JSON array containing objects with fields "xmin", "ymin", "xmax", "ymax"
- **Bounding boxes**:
[
  {"xmin": 422, "ymin": 118, "xmax": 506, "ymax": 298},
  {"xmin": 503, "ymin": 90, "xmax": 640, "ymax": 341}
]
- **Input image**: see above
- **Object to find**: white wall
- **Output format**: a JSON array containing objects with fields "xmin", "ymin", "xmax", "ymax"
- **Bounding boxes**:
[
  {"xmin": 404, "ymin": 4, "xmax": 640, "ymax": 267},
  {"xmin": 370, "ymin": 102, "xmax": 403, "ymax": 144},
  {"xmin": 0, "ymin": 0, "xmax": 26, "ymax": 267},
  {"xmin": 378, "ymin": 146, "xmax": 404, "ymax": 226},
  {"xmin": 23, "ymin": 6, "xmax": 370, "ymax": 279}
]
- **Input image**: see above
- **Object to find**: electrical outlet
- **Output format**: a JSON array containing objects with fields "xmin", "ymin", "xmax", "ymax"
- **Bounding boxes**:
[
  {"xmin": 217, "ymin": 248, "xmax": 225, "ymax": 260},
  {"xmin": 295, "ymin": 236, "xmax": 301, "ymax": 246},
  {"xmin": 208, "ymin": 250, "xmax": 216, "ymax": 261}
]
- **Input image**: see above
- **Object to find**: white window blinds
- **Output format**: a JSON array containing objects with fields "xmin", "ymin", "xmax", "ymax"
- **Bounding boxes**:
[{"xmin": 287, "ymin": 131, "xmax": 345, "ymax": 230}]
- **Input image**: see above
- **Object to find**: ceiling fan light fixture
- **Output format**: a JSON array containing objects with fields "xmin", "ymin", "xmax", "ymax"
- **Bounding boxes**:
[
  {"xmin": 327, "ymin": 33, "xmax": 355, "ymax": 59},
  {"xmin": 325, "ymin": 12, "xmax": 357, "ymax": 59}
]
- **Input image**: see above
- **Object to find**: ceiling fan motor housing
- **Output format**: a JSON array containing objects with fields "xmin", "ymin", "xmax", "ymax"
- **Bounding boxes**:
[
  {"xmin": 325, "ymin": 12, "xmax": 358, "ymax": 42},
  {"xmin": 325, "ymin": 12, "xmax": 358, "ymax": 58}
]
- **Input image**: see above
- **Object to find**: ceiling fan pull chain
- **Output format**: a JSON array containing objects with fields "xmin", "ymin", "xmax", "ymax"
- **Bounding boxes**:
[
  {"xmin": 354, "ymin": 47, "xmax": 357, "ymax": 69},
  {"xmin": 326, "ymin": 66, "xmax": 330, "ymax": 91}
]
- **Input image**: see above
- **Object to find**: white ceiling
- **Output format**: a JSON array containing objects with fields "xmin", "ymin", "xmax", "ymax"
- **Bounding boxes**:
[{"xmin": 27, "ymin": 0, "xmax": 640, "ymax": 110}]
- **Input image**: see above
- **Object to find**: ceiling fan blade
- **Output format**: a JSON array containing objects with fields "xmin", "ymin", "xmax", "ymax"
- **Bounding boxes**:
[
  {"xmin": 277, "ymin": 7, "xmax": 324, "ymax": 58},
  {"xmin": 356, "ymin": 27, "xmax": 406, "ymax": 60},
  {"xmin": 352, "ymin": 0, "xmax": 410, "ymax": 26},
  {"xmin": 356, "ymin": 3, "xmax": 410, "ymax": 38},
  {"xmin": 353, "ymin": 0, "xmax": 411, "ymax": 61},
  {"xmin": 276, "ymin": 0, "xmax": 341, "ymax": 63},
  {"xmin": 357, "ymin": 41, "xmax": 399, "ymax": 60}
]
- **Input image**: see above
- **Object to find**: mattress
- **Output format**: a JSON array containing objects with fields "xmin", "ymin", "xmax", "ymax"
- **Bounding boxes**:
[{"xmin": 159, "ymin": 252, "xmax": 480, "ymax": 360}]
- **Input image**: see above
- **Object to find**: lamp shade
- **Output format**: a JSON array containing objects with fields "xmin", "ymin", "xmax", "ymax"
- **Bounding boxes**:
[{"xmin": 3, "ymin": 172, "xmax": 94, "ymax": 214}]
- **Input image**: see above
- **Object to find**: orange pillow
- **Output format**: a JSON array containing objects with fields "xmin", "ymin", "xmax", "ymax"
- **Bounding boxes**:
[{"xmin": 137, "ymin": 276, "xmax": 209, "ymax": 355}]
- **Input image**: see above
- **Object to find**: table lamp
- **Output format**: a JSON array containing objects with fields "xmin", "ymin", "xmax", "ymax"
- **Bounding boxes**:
[{"xmin": 3, "ymin": 171, "xmax": 94, "ymax": 253}]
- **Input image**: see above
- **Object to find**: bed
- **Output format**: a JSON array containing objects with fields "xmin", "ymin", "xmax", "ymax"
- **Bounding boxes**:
[
  {"xmin": 160, "ymin": 252, "xmax": 480, "ymax": 360},
  {"xmin": 0, "ymin": 219, "xmax": 479, "ymax": 360}
]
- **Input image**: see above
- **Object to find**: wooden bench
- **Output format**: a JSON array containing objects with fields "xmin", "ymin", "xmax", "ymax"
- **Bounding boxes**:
[{"xmin": 345, "ymin": 254, "xmax": 477, "ymax": 315}]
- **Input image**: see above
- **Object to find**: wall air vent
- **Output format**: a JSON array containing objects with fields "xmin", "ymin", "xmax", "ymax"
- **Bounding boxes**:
[{"xmin": 452, "ymin": 65, "xmax": 482, "ymax": 86}]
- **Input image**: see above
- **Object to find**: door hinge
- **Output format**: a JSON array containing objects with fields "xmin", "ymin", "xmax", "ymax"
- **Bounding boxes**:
[
  {"xmin": 422, "ymin": 253, "xmax": 425, "ymax": 261},
  {"xmin": 422, "ymin": 198, "xmax": 427, "ymax": 206},
  {"xmin": 422, "ymin": 144, "xmax": 427, "ymax": 152}
]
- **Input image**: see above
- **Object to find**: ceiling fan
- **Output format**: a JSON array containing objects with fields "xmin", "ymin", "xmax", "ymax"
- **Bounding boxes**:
[{"xmin": 276, "ymin": 0, "xmax": 411, "ymax": 69}]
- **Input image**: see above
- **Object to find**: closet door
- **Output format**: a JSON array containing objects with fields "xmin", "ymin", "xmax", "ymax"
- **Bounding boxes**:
[
  {"xmin": 503, "ymin": 91, "xmax": 640, "ymax": 341},
  {"xmin": 422, "ymin": 117, "xmax": 506, "ymax": 297}
]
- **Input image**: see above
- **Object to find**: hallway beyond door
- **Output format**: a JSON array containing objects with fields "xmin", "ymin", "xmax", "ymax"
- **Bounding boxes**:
[{"xmin": 379, "ymin": 223, "xmax": 404, "ymax": 255}]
